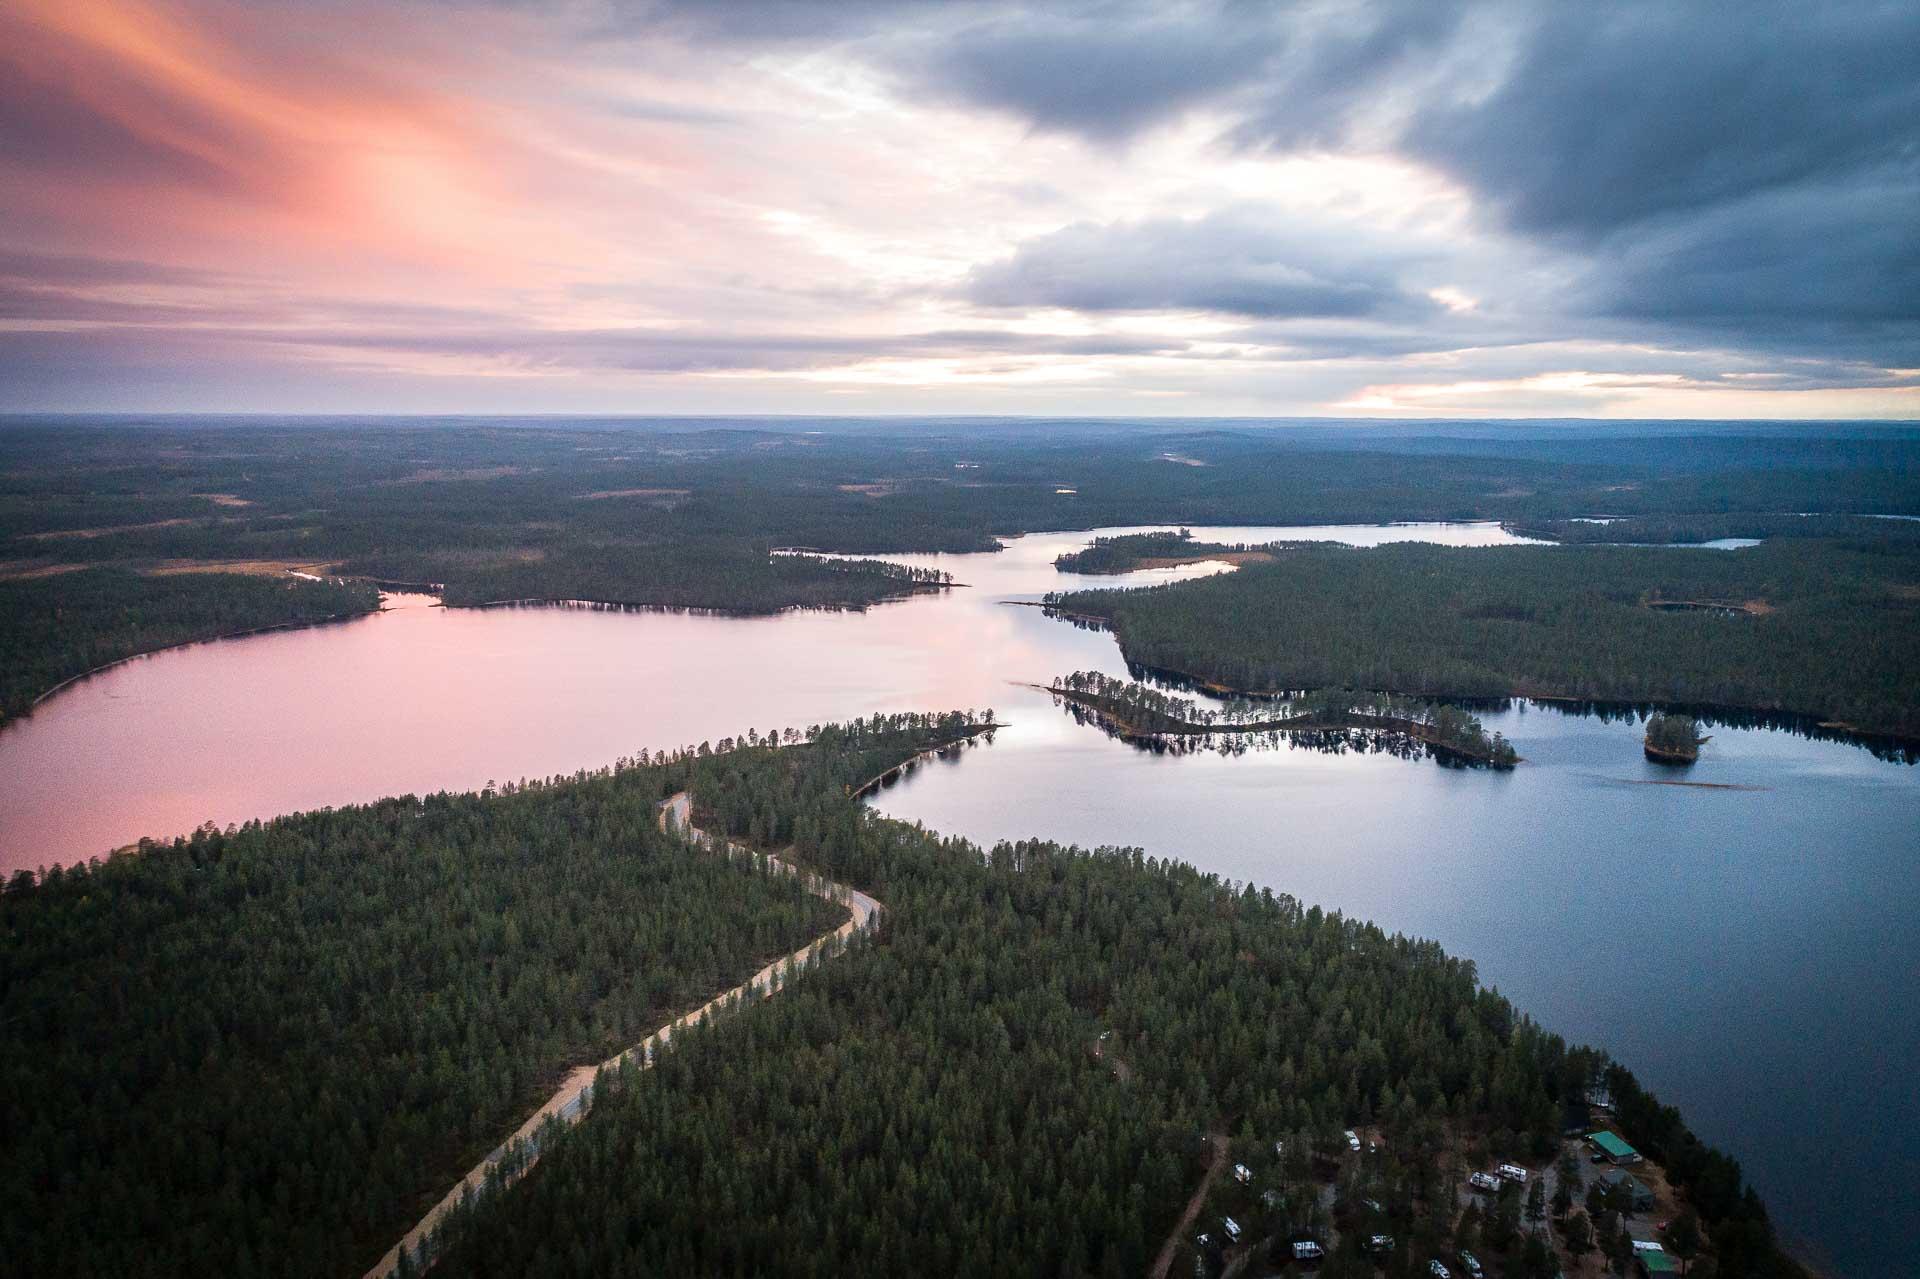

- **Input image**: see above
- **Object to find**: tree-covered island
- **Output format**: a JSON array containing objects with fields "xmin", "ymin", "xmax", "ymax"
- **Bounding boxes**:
[
  {"xmin": 1043, "ymin": 670, "xmax": 1519, "ymax": 767},
  {"xmin": 1047, "ymin": 540, "xmax": 1920, "ymax": 746}
]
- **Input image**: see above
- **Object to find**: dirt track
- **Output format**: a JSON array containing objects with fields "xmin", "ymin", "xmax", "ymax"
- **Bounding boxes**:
[{"xmin": 362, "ymin": 792, "xmax": 882, "ymax": 1278}]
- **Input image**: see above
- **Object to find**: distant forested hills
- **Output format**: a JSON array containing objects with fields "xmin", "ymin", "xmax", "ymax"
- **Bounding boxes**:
[
  {"xmin": 6, "ymin": 419, "xmax": 1919, "ymax": 716},
  {"xmin": 1051, "ymin": 540, "xmax": 1920, "ymax": 741}
]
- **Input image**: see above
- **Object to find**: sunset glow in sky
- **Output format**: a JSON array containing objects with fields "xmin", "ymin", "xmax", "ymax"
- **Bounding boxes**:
[{"xmin": 4, "ymin": 0, "xmax": 1916, "ymax": 416}]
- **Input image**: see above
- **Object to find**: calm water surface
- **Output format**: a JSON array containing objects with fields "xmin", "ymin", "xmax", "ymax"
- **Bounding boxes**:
[{"xmin": 1, "ymin": 522, "xmax": 1912, "ymax": 1276}]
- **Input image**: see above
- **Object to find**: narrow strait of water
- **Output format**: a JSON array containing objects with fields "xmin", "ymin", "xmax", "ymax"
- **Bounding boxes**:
[{"xmin": 0, "ymin": 522, "xmax": 1911, "ymax": 1276}]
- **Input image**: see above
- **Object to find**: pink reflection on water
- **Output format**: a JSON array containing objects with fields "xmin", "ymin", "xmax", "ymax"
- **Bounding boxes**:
[{"xmin": 0, "ymin": 523, "xmax": 1536, "ymax": 872}]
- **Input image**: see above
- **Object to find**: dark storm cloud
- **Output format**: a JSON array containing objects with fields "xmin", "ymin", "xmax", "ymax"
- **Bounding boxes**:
[
  {"xmin": 967, "ymin": 211, "xmax": 1434, "ymax": 319},
  {"xmin": 1397, "ymin": 3, "xmax": 1920, "ymax": 240},
  {"xmin": 1583, "ymin": 176, "xmax": 1920, "ymax": 367},
  {"xmin": 873, "ymin": 0, "xmax": 1917, "ymax": 364}
]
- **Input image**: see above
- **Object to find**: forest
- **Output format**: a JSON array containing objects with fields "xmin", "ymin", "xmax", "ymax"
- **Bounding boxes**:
[
  {"xmin": 1045, "ymin": 671, "xmax": 1518, "ymax": 767},
  {"xmin": 1049, "ymin": 539, "xmax": 1920, "ymax": 742},
  {"xmin": 1053, "ymin": 530, "xmax": 1274, "ymax": 574},
  {"xmin": 0, "ymin": 760, "xmax": 844, "ymax": 1278},
  {"xmin": 0, "ymin": 567, "xmax": 380, "ymax": 720},
  {"xmin": 4, "ymin": 419, "xmax": 1919, "ymax": 702},
  {"xmin": 0, "ymin": 714, "xmax": 1809, "ymax": 1278},
  {"xmin": 1514, "ymin": 513, "xmax": 1920, "ymax": 546},
  {"xmin": 406, "ymin": 718, "xmax": 1802, "ymax": 1279}
]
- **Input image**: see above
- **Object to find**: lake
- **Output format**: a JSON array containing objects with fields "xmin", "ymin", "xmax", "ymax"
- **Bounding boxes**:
[{"xmin": 1, "ymin": 522, "xmax": 1911, "ymax": 1276}]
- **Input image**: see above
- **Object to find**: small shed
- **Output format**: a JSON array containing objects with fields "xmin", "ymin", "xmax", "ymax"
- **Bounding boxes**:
[
  {"xmin": 1589, "ymin": 1130, "xmax": 1642, "ymax": 1164},
  {"xmin": 1637, "ymin": 1252, "xmax": 1680, "ymax": 1277}
]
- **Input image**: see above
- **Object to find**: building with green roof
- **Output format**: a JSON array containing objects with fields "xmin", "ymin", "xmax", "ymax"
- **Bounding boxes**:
[{"xmin": 1589, "ymin": 1129, "xmax": 1642, "ymax": 1164}]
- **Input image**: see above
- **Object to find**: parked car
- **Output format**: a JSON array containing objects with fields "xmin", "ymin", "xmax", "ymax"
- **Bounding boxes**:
[
  {"xmin": 1222, "ymin": 1217, "xmax": 1242, "ymax": 1244},
  {"xmin": 1291, "ymin": 1240, "xmax": 1325, "ymax": 1262},
  {"xmin": 1458, "ymin": 1251, "xmax": 1484, "ymax": 1278},
  {"xmin": 1496, "ymin": 1162, "xmax": 1529, "ymax": 1183},
  {"xmin": 1344, "ymin": 1129, "xmax": 1362, "ymax": 1152},
  {"xmin": 1429, "ymin": 1262, "xmax": 1452, "ymax": 1279},
  {"xmin": 1468, "ymin": 1171, "xmax": 1501, "ymax": 1192},
  {"xmin": 1365, "ymin": 1234, "xmax": 1396, "ymax": 1255}
]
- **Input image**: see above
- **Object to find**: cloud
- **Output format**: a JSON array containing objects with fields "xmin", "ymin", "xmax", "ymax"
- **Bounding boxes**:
[
  {"xmin": 1401, "ymin": 2, "xmax": 1920, "ymax": 239},
  {"xmin": 967, "ymin": 209, "xmax": 1436, "ymax": 319},
  {"xmin": 905, "ymin": 10, "xmax": 1278, "ymax": 143},
  {"xmin": 1, "ymin": 0, "xmax": 1913, "ymax": 413}
]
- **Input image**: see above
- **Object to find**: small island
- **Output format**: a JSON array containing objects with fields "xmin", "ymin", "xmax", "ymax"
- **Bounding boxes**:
[
  {"xmin": 1053, "ymin": 529, "xmax": 1280, "ymax": 574},
  {"xmin": 1644, "ymin": 711, "xmax": 1709, "ymax": 764},
  {"xmin": 1041, "ymin": 670, "xmax": 1520, "ymax": 767}
]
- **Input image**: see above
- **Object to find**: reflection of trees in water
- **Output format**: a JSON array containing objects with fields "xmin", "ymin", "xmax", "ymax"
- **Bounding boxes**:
[
  {"xmin": 1056, "ymin": 700, "xmax": 1448, "ymax": 766},
  {"xmin": 1118, "ymin": 658, "xmax": 1919, "ymax": 766}
]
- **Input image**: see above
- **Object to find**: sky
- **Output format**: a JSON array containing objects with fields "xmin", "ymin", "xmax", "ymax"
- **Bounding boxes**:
[{"xmin": 1, "ymin": 0, "xmax": 1916, "ymax": 418}]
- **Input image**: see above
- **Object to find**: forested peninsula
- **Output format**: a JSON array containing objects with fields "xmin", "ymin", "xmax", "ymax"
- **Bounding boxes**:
[
  {"xmin": 1049, "ymin": 540, "xmax": 1920, "ymax": 743},
  {"xmin": 425, "ymin": 718, "xmax": 1797, "ymax": 1279},
  {"xmin": 0, "ymin": 567, "xmax": 380, "ymax": 720},
  {"xmin": 1042, "ymin": 670, "xmax": 1519, "ymax": 766},
  {"xmin": 1, "ymin": 715, "xmax": 1805, "ymax": 1279}
]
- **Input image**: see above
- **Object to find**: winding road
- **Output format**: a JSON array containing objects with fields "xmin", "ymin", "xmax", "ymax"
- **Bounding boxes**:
[{"xmin": 362, "ymin": 792, "xmax": 882, "ymax": 1278}]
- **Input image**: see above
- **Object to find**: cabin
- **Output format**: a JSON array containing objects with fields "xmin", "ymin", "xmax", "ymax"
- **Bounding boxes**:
[
  {"xmin": 1589, "ymin": 1130, "xmax": 1642, "ymax": 1164},
  {"xmin": 1599, "ymin": 1168, "xmax": 1656, "ymax": 1212},
  {"xmin": 1636, "ymin": 1252, "xmax": 1680, "ymax": 1276}
]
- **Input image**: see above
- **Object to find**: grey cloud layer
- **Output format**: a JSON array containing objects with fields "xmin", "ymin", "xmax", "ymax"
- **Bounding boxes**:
[
  {"xmin": 967, "ymin": 210, "xmax": 1434, "ymax": 319},
  {"xmin": 907, "ymin": 0, "xmax": 1920, "ymax": 367}
]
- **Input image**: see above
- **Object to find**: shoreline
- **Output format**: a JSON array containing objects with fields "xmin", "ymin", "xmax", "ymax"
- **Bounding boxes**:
[
  {"xmin": 845, "ymin": 724, "xmax": 1002, "ymax": 799},
  {"xmin": 18, "ymin": 605, "xmax": 382, "ymax": 719},
  {"xmin": 1068, "ymin": 641, "xmax": 1920, "ymax": 756},
  {"xmin": 450, "ymin": 579, "xmax": 948, "ymax": 619},
  {"xmin": 1034, "ymin": 684, "xmax": 1519, "ymax": 767}
]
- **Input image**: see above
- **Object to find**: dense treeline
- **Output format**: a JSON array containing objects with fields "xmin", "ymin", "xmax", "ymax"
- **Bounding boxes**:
[
  {"xmin": 1516, "ymin": 513, "xmax": 1920, "ymax": 545},
  {"xmin": 1048, "ymin": 671, "xmax": 1517, "ymax": 766},
  {"xmin": 0, "ymin": 567, "xmax": 380, "ymax": 720},
  {"xmin": 0, "ymin": 771, "xmax": 842, "ymax": 1277},
  {"xmin": 426, "ymin": 722, "xmax": 1799, "ymax": 1279},
  {"xmin": 436, "ymin": 546, "xmax": 948, "ymax": 612},
  {"xmin": 1052, "ymin": 540, "xmax": 1920, "ymax": 740},
  {"xmin": 1054, "ymin": 529, "xmax": 1272, "ymax": 573}
]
